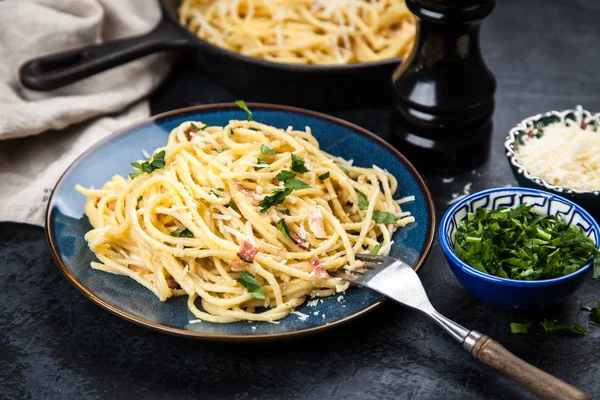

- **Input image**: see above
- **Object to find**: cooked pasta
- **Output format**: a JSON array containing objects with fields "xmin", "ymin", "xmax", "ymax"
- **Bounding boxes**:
[
  {"xmin": 178, "ymin": 0, "xmax": 416, "ymax": 65},
  {"xmin": 76, "ymin": 112, "xmax": 415, "ymax": 323}
]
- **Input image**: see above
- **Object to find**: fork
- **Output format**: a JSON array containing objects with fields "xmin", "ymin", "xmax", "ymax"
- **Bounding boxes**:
[{"xmin": 338, "ymin": 254, "xmax": 590, "ymax": 400}]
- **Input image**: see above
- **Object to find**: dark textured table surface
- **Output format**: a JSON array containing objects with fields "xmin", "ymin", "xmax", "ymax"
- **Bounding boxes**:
[{"xmin": 2, "ymin": 1, "xmax": 600, "ymax": 399}]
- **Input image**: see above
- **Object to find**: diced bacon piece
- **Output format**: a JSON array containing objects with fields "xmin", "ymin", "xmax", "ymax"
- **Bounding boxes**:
[
  {"xmin": 184, "ymin": 123, "xmax": 200, "ymax": 141},
  {"xmin": 166, "ymin": 276, "xmax": 181, "ymax": 289},
  {"xmin": 237, "ymin": 240, "xmax": 258, "ymax": 263},
  {"xmin": 310, "ymin": 256, "xmax": 330, "ymax": 280},
  {"xmin": 308, "ymin": 206, "xmax": 327, "ymax": 239},
  {"xmin": 291, "ymin": 232, "xmax": 309, "ymax": 250},
  {"xmin": 230, "ymin": 260, "xmax": 245, "ymax": 272},
  {"xmin": 233, "ymin": 182, "xmax": 259, "ymax": 205}
]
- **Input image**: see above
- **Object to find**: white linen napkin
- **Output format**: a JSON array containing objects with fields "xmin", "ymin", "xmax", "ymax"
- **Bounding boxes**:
[{"xmin": 0, "ymin": 0, "xmax": 173, "ymax": 225}]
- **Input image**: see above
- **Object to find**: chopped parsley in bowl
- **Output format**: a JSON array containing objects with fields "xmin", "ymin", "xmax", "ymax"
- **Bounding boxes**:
[
  {"xmin": 440, "ymin": 187, "xmax": 600, "ymax": 309},
  {"xmin": 453, "ymin": 204, "xmax": 600, "ymax": 281}
]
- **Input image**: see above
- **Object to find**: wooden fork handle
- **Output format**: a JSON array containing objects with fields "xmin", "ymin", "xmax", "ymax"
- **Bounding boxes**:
[{"xmin": 471, "ymin": 335, "xmax": 590, "ymax": 400}]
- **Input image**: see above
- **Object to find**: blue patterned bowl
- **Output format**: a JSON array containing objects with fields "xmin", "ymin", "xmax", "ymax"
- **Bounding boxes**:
[
  {"xmin": 504, "ymin": 106, "xmax": 600, "ymax": 218},
  {"xmin": 440, "ymin": 187, "xmax": 600, "ymax": 309},
  {"xmin": 46, "ymin": 103, "xmax": 435, "ymax": 340}
]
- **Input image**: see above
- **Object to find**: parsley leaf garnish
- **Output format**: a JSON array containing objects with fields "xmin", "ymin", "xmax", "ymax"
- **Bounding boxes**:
[
  {"xmin": 256, "ymin": 157, "xmax": 269, "ymax": 170},
  {"xmin": 510, "ymin": 322, "xmax": 532, "ymax": 334},
  {"xmin": 137, "ymin": 195, "xmax": 143, "ymax": 203},
  {"xmin": 235, "ymin": 100, "xmax": 253, "ymax": 121},
  {"xmin": 210, "ymin": 189, "xmax": 221, "ymax": 197},
  {"xmin": 276, "ymin": 170, "xmax": 296, "ymax": 181},
  {"xmin": 318, "ymin": 172, "xmax": 330, "ymax": 181},
  {"xmin": 228, "ymin": 128, "xmax": 234, "ymax": 138},
  {"xmin": 171, "ymin": 228, "xmax": 194, "ymax": 238},
  {"xmin": 284, "ymin": 178, "xmax": 311, "ymax": 190},
  {"xmin": 129, "ymin": 150, "xmax": 166, "ymax": 179},
  {"xmin": 280, "ymin": 209, "xmax": 291, "ymax": 216},
  {"xmin": 356, "ymin": 190, "xmax": 369, "ymax": 211},
  {"xmin": 228, "ymin": 201, "xmax": 239, "ymax": 212},
  {"xmin": 340, "ymin": 166, "xmax": 350, "ymax": 176},
  {"xmin": 291, "ymin": 153, "xmax": 309, "ymax": 173},
  {"xmin": 237, "ymin": 271, "xmax": 265, "ymax": 299},
  {"xmin": 260, "ymin": 145, "xmax": 275, "ymax": 155},
  {"xmin": 540, "ymin": 320, "xmax": 586, "ymax": 335},
  {"xmin": 453, "ymin": 204, "xmax": 600, "ymax": 280},
  {"xmin": 277, "ymin": 219, "xmax": 293, "ymax": 241},
  {"xmin": 372, "ymin": 211, "xmax": 397, "ymax": 224},
  {"xmin": 582, "ymin": 302, "xmax": 600, "ymax": 325},
  {"xmin": 369, "ymin": 242, "xmax": 383, "ymax": 255},
  {"xmin": 259, "ymin": 188, "xmax": 293, "ymax": 213},
  {"xmin": 187, "ymin": 122, "xmax": 209, "ymax": 132}
]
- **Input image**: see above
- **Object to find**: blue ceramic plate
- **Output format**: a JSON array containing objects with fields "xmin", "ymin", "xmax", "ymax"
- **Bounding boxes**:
[{"xmin": 46, "ymin": 103, "xmax": 435, "ymax": 340}]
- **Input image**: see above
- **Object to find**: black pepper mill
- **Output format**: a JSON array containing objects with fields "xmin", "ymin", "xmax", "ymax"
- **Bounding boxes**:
[{"xmin": 391, "ymin": 0, "xmax": 496, "ymax": 172}]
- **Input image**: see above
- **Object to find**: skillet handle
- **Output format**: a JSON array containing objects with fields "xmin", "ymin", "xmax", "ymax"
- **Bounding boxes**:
[{"xmin": 19, "ymin": 18, "xmax": 191, "ymax": 91}]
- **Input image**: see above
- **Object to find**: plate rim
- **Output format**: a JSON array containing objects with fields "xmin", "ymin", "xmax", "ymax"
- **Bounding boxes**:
[{"xmin": 45, "ymin": 102, "xmax": 436, "ymax": 341}]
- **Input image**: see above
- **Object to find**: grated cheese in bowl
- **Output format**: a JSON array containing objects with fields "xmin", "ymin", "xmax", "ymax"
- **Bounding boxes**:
[{"xmin": 512, "ymin": 108, "xmax": 600, "ymax": 192}]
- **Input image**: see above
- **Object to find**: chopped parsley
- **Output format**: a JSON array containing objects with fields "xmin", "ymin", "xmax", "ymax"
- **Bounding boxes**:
[
  {"xmin": 259, "ymin": 188, "xmax": 293, "ymax": 212},
  {"xmin": 280, "ymin": 209, "xmax": 291, "ymax": 216},
  {"xmin": 228, "ymin": 128, "xmax": 234, "ymax": 138},
  {"xmin": 291, "ymin": 153, "xmax": 309, "ymax": 173},
  {"xmin": 129, "ymin": 150, "xmax": 166, "ymax": 179},
  {"xmin": 284, "ymin": 178, "xmax": 311, "ymax": 190},
  {"xmin": 540, "ymin": 320, "xmax": 586, "ymax": 335},
  {"xmin": 235, "ymin": 100, "xmax": 253, "ymax": 121},
  {"xmin": 453, "ymin": 204, "xmax": 600, "ymax": 280},
  {"xmin": 237, "ymin": 271, "xmax": 265, "ymax": 299},
  {"xmin": 583, "ymin": 302, "xmax": 600, "ymax": 325},
  {"xmin": 210, "ymin": 189, "xmax": 221, "ymax": 197},
  {"xmin": 356, "ymin": 190, "xmax": 369, "ymax": 211},
  {"xmin": 171, "ymin": 228, "xmax": 194, "ymax": 238},
  {"xmin": 276, "ymin": 170, "xmax": 296, "ymax": 181},
  {"xmin": 261, "ymin": 145, "xmax": 275, "ymax": 155},
  {"xmin": 340, "ymin": 166, "xmax": 350, "ymax": 176},
  {"xmin": 187, "ymin": 122, "xmax": 209, "ymax": 132},
  {"xmin": 256, "ymin": 157, "xmax": 269, "ymax": 170},
  {"xmin": 510, "ymin": 322, "xmax": 532, "ymax": 334},
  {"xmin": 369, "ymin": 242, "xmax": 383, "ymax": 255},
  {"xmin": 318, "ymin": 172, "xmax": 330, "ymax": 181},
  {"xmin": 372, "ymin": 211, "xmax": 397, "ymax": 224},
  {"xmin": 277, "ymin": 219, "xmax": 293, "ymax": 241},
  {"xmin": 137, "ymin": 195, "xmax": 143, "ymax": 203}
]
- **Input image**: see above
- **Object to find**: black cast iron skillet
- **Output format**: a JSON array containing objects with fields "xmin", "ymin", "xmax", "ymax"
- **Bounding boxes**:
[{"xmin": 19, "ymin": 0, "xmax": 403, "ymax": 108}]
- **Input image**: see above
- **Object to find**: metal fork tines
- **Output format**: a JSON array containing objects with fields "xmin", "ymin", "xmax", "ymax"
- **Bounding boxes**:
[{"xmin": 336, "ymin": 254, "xmax": 473, "ymax": 344}]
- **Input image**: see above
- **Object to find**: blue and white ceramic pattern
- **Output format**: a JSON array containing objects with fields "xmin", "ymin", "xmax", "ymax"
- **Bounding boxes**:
[
  {"xmin": 46, "ymin": 103, "xmax": 435, "ymax": 340},
  {"xmin": 440, "ymin": 187, "xmax": 600, "ymax": 309}
]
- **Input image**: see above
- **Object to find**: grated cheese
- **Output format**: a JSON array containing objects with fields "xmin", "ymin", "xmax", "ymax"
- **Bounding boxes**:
[
  {"xmin": 515, "ymin": 121, "xmax": 600, "ymax": 191},
  {"xmin": 292, "ymin": 311, "xmax": 309, "ymax": 320}
]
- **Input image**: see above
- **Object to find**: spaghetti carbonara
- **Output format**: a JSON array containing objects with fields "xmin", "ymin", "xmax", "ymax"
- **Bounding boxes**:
[
  {"xmin": 178, "ymin": 0, "xmax": 415, "ymax": 65},
  {"xmin": 76, "ymin": 109, "xmax": 415, "ymax": 323}
]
